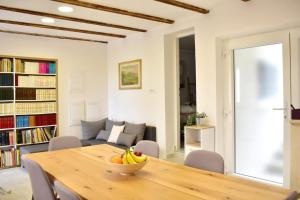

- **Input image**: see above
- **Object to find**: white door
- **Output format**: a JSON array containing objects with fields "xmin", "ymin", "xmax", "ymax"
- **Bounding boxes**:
[
  {"xmin": 290, "ymin": 28, "xmax": 300, "ymax": 108},
  {"xmin": 223, "ymin": 31, "xmax": 291, "ymax": 186}
]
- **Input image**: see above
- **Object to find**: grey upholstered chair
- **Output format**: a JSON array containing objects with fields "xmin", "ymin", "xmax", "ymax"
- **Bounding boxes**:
[
  {"xmin": 49, "ymin": 136, "xmax": 82, "ymax": 151},
  {"xmin": 23, "ymin": 158, "xmax": 56, "ymax": 200},
  {"xmin": 184, "ymin": 150, "xmax": 224, "ymax": 174},
  {"xmin": 54, "ymin": 181, "xmax": 82, "ymax": 200},
  {"xmin": 134, "ymin": 140, "xmax": 159, "ymax": 158},
  {"xmin": 285, "ymin": 191, "xmax": 299, "ymax": 200}
]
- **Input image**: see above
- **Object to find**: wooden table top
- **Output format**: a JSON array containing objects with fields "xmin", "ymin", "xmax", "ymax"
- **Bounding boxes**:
[{"xmin": 24, "ymin": 144, "xmax": 294, "ymax": 200}]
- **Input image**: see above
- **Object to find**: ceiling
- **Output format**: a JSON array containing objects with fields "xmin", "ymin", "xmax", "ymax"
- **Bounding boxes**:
[{"xmin": 0, "ymin": 0, "xmax": 224, "ymax": 43}]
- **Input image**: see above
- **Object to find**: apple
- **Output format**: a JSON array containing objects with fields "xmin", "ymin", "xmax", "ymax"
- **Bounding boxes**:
[{"xmin": 134, "ymin": 151, "xmax": 142, "ymax": 156}]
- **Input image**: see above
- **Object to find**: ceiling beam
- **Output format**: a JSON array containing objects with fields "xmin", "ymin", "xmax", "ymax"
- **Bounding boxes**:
[
  {"xmin": 51, "ymin": 0, "xmax": 174, "ymax": 24},
  {"xmin": 0, "ymin": 5, "xmax": 146, "ymax": 32},
  {"xmin": 0, "ymin": 19, "xmax": 126, "ymax": 38},
  {"xmin": 0, "ymin": 29, "xmax": 107, "ymax": 43},
  {"xmin": 154, "ymin": 0, "xmax": 209, "ymax": 14}
]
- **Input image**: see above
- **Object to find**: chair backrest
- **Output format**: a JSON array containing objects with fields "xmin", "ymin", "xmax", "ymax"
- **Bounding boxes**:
[
  {"xmin": 23, "ymin": 158, "xmax": 56, "ymax": 200},
  {"xmin": 54, "ymin": 181, "xmax": 82, "ymax": 200},
  {"xmin": 49, "ymin": 136, "xmax": 82, "ymax": 151},
  {"xmin": 285, "ymin": 191, "xmax": 299, "ymax": 200},
  {"xmin": 135, "ymin": 140, "xmax": 159, "ymax": 158},
  {"xmin": 184, "ymin": 150, "xmax": 224, "ymax": 174}
]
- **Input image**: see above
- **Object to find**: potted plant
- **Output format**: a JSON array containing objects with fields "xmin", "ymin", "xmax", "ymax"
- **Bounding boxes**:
[{"xmin": 196, "ymin": 112, "xmax": 207, "ymax": 125}]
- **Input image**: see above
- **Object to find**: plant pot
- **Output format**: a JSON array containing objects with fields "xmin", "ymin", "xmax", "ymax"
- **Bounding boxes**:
[{"xmin": 196, "ymin": 118, "xmax": 205, "ymax": 125}]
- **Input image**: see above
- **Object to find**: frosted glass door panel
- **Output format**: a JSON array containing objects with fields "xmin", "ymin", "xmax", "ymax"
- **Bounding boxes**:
[{"xmin": 234, "ymin": 44, "xmax": 284, "ymax": 184}]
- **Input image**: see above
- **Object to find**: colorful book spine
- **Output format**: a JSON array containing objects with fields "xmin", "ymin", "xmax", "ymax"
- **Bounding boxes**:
[
  {"xmin": 16, "ymin": 127, "xmax": 56, "ymax": 144},
  {"xmin": 15, "ymin": 59, "xmax": 24, "ymax": 73},
  {"xmin": 0, "ymin": 59, "xmax": 13, "ymax": 72},
  {"xmin": 36, "ymin": 89, "xmax": 56, "ymax": 100},
  {"xmin": 0, "ymin": 74, "xmax": 14, "ymax": 86},
  {"xmin": 16, "ymin": 102, "xmax": 56, "ymax": 114},
  {"xmin": 0, "ymin": 148, "xmax": 17, "ymax": 167},
  {"xmin": 0, "ymin": 116, "xmax": 14, "ymax": 129},
  {"xmin": 16, "ymin": 88, "xmax": 36, "ymax": 100},
  {"xmin": 0, "ymin": 131, "xmax": 14, "ymax": 146},
  {"xmin": 0, "ymin": 88, "xmax": 14, "ymax": 100},
  {"xmin": 18, "ymin": 76, "xmax": 56, "ymax": 87},
  {"xmin": 16, "ymin": 114, "xmax": 56, "ymax": 127},
  {"xmin": 17, "ymin": 61, "xmax": 55, "ymax": 75},
  {"xmin": 0, "ymin": 103, "xmax": 14, "ymax": 115}
]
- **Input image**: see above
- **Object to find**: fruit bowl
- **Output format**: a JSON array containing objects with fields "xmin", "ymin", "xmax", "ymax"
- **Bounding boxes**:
[{"xmin": 107, "ymin": 150, "xmax": 148, "ymax": 175}]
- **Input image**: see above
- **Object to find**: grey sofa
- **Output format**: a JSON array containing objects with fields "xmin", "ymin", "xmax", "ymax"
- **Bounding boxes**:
[
  {"xmin": 80, "ymin": 119, "xmax": 156, "ymax": 149},
  {"xmin": 20, "ymin": 119, "xmax": 156, "ymax": 167}
]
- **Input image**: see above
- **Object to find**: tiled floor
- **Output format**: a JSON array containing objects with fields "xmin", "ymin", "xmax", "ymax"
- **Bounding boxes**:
[
  {"xmin": 165, "ymin": 150, "xmax": 185, "ymax": 164},
  {"xmin": 0, "ymin": 168, "xmax": 31, "ymax": 200}
]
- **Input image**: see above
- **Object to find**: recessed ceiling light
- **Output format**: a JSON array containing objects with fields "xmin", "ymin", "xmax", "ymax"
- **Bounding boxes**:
[
  {"xmin": 41, "ymin": 17, "xmax": 55, "ymax": 23},
  {"xmin": 58, "ymin": 6, "xmax": 74, "ymax": 13}
]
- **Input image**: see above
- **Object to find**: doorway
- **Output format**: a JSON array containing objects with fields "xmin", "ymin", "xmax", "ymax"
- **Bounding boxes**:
[
  {"xmin": 178, "ymin": 35, "xmax": 196, "ymax": 150},
  {"xmin": 223, "ymin": 31, "xmax": 291, "ymax": 186}
]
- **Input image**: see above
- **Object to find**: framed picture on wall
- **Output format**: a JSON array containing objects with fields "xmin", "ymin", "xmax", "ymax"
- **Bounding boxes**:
[{"xmin": 119, "ymin": 59, "xmax": 142, "ymax": 90}]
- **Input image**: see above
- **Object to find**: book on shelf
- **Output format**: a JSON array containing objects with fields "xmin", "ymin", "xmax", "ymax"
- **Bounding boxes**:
[
  {"xmin": 0, "ymin": 59, "xmax": 13, "ymax": 72},
  {"xmin": 16, "ymin": 114, "xmax": 56, "ymax": 127},
  {"xmin": 0, "ymin": 148, "xmax": 17, "ymax": 167},
  {"xmin": 0, "ymin": 103, "xmax": 14, "ymax": 115},
  {"xmin": 17, "ymin": 127, "xmax": 56, "ymax": 144},
  {"xmin": 16, "ymin": 102, "xmax": 56, "ymax": 114},
  {"xmin": 0, "ymin": 88, "xmax": 14, "ymax": 100},
  {"xmin": 16, "ymin": 75, "xmax": 56, "ymax": 87},
  {"xmin": 36, "ymin": 89, "xmax": 56, "ymax": 101},
  {"xmin": 16, "ymin": 88, "xmax": 36, "ymax": 100},
  {"xmin": 0, "ymin": 131, "xmax": 14, "ymax": 146},
  {"xmin": 0, "ymin": 74, "xmax": 13, "ymax": 86},
  {"xmin": 16, "ymin": 88, "xmax": 56, "ymax": 101},
  {"xmin": 0, "ymin": 116, "xmax": 14, "ymax": 129},
  {"xmin": 16, "ymin": 60, "xmax": 56, "ymax": 75}
]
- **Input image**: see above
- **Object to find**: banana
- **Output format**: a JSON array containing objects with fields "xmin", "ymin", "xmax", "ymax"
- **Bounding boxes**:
[
  {"xmin": 122, "ymin": 152, "xmax": 129, "ymax": 164},
  {"xmin": 129, "ymin": 151, "xmax": 147, "ymax": 163},
  {"xmin": 126, "ymin": 150, "xmax": 137, "ymax": 164}
]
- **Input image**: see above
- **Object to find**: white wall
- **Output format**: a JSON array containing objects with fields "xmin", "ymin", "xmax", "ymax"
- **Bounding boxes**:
[
  {"xmin": 0, "ymin": 32, "xmax": 108, "ymax": 138},
  {"xmin": 107, "ymin": 0, "xmax": 300, "ymax": 157}
]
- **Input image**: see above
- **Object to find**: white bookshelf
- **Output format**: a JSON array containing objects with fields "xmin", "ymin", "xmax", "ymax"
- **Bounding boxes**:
[
  {"xmin": 184, "ymin": 125, "xmax": 215, "ymax": 157},
  {"xmin": 0, "ymin": 55, "xmax": 58, "ymax": 169}
]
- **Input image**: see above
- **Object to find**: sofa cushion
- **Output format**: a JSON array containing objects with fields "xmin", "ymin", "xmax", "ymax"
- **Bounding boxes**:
[
  {"xmin": 81, "ymin": 119, "xmax": 106, "ymax": 140},
  {"xmin": 81, "ymin": 139, "xmax": 107, "ymax": 146},
  {"xmin": 107, "ymin": 125, "xmax": 125, "ymax": 143},
  {"xmin": 117, "ymin": 133, "xmax": 136, "ymax": 147},
  {"xmin": 96, "ymin": 130, "xmax": 111, "ymax": 141},
  {"xmin": 105, "ymin": 119, "xmax": 124, "ymax": 131},
  {"xmin": 124, "ymin": 122, "xmax": 146, "ymax": 143}
]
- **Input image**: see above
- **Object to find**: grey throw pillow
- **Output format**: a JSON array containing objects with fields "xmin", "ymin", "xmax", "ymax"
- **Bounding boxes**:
[
  {"xmin": 96, "ymin": 130, "xmax": 111, "ymax": 141},
  {"xmin": 81, "ymin": 119, "xmax": 106, "ymax": 140},
  {"xmin": 124, "ymin": 122, "xmax": 146, "ymax": 144},
  {"xmin": 116, "ymin": 133, "xmax": 136, "ymax": 147},
  {"xmin": 105, "ymin": 119, "xmax": 124, "ymax": 131}
]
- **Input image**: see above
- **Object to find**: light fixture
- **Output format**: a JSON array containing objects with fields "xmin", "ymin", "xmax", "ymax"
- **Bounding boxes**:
[
  {"xmin": 41, "ymin": 17, "xmax": 55, "ymax": 23},
  {"xmin": 58, "ymin": 6, "xmax": 74, "ymax": 13}
]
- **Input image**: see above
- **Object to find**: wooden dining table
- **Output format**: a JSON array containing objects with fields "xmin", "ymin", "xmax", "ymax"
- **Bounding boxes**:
[{"xmin": 24, "ymin": 144, "xmax": 295, "ymax": 200}]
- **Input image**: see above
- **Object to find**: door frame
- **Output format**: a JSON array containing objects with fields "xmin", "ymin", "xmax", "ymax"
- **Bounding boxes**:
[
  {"xmin": 223, "ymin": 30, "xmax": 291, "ymax": 187},
  {"xmin": 174, "ymin": 30, "xmax": 196, "ymax": 151}
]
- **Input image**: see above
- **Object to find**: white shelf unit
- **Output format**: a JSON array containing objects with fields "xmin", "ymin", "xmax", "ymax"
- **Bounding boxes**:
[
  {"xmin": 0, "ymin": 55, "xmax": 58, "ymax": 169},
  {"xmin": 184, "ymin": 125, "xmax": 215, "ymax": 158}
]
